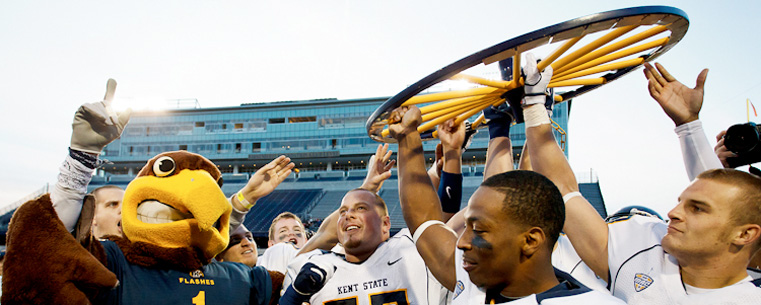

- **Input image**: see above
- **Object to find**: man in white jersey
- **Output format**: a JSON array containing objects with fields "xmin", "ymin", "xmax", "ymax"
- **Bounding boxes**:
[
  {"xmin": 527, "ymin": 60, "xmax": 761, "ymax": 304},
  {"xmin": 280, "ymin": 188, "xmax": 441, "ymax": 305},
  {"xmin": 386, "ymin": 53, "xmax": 624, "ymax": 305}
]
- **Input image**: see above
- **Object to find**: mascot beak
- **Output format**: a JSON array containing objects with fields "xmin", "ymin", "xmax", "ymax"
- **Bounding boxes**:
[{"xmin": 122, "ymin": 169, "xmax": 231, "ymax": 259}]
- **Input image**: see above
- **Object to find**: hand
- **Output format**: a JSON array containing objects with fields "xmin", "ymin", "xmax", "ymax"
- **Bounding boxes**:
[
  {"xmin": 715, "ymin": 130, "xmax": 736, "ymax": 168},
  {"xmin": 523, "ymin": 53, "xmax": 553, "ymax": 106},
  {"xmin": 388, "ymin": 106, "xmax": 422, "ymax": 140},
  {"xmin": 644, "ymin": 62, "xmax": 708, "ymax": 126},
  {"xmin": 437, "ymin": 119, "xmax": 465, "ymax": 152},
  {"xmin": 70, "ymin": 79, "xmax": 132, "ymax": 154},
  {"xmin": 427, "ymin": 143, "xmax": 444, "ymax": 183},
  {"xmin": 361, "ymin": 144, "xmax": 396, "ymax": 193},
  {"xmin": 292, "ymin": 261, "xmax": 336, "ymax": 295},
  {"xmin": 238, "ymin": 156, "xmax": 295, "ymax": 208}
]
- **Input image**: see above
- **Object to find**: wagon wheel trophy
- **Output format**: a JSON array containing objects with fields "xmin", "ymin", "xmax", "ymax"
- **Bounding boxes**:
[{"xmin": 366, "ymin": 6, "xmax": 689, "ymax": 150}]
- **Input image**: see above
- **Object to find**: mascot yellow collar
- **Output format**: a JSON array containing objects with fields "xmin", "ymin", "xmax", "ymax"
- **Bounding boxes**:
[{"xmin": 121, "ymin": 151, "xmax": 231, "ymax": 260}]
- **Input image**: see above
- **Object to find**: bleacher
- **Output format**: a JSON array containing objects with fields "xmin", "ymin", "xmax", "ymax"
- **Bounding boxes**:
[{"xmin": 242, "ymin": 189, "xmax": 322, "ymax": 237}]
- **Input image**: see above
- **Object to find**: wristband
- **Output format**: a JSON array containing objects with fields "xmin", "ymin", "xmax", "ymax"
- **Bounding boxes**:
[
  {"xmin": 562, "ymin": 191, "xmax": 582, "ymax": 203},
  {"xmin": 523, "ymin": 104, "xmax": 551, "ymax": 128},
  {"xmin": 236, "ymin": 191, "xmax": 254, "ymax": 209},
  {"xmin": 437, "ymin": 171, "xmax": 463, "ymax": 213},
  {"xmin": 413, "ymin": 220, "xmax": 449, "ymax": 244}
]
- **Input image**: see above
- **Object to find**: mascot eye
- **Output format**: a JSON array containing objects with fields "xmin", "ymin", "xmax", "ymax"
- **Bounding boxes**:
[{"xmin": 153, "ymin": 156, "xmax": 176, "ymax": 177}]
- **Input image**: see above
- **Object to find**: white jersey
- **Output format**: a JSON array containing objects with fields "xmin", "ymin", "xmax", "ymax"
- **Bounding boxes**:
[
  {"xmin": 285, "ymin": 229, "xmax": 441, "ymax": 305},
  {"xmin": 607, "ymin": 215, "xmax": 761, "ymax": 304},
  {"xmin": 552, "ymin": 234, "xmax": 609, "ymax": 292},
  {"xmin": 257, "ymin": 242, "xmax": 299, "ymax": 274},
  {"xmin": 451, "ymin": 249, "xmax": 625, "ymax": 305}
]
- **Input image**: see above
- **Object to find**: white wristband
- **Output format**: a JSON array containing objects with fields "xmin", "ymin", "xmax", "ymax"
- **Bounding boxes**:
[
  {"xmin": 523, "ymin": 104, "xmax": 551, "ymax": 128},
  {"xmin": 562, "ymin": 191, "xmax": 582, "ymax": 203},
  {"xmin": 413, "ymin": 220, "xmax": 450, "ymax": 244}
]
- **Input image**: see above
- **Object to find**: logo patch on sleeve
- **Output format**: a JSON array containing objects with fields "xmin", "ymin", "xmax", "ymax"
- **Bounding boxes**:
[
  {"xmin": 634, "ymin": 273, "xmax": 654, "ymax": 292},
  {"xmin": 453, "ymin": 280, "xmax": 465, "ymax": 299}
]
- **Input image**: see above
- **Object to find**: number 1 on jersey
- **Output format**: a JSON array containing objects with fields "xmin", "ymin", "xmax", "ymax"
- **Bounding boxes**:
[{"xmin": 192, "ymin": 291, "xmax": 205, "ymax": 305}]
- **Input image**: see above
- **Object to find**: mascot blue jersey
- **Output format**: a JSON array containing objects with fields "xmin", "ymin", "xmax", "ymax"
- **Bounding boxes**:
[{"xmin": 95, "ymin": 241, "xmax": 272, "ymax": 305}]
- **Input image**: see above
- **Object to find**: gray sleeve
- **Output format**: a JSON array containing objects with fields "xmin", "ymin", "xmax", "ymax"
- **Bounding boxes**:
[{"xmin": 49, "ymin": 154, "xmax": 95, "ymax": 232}]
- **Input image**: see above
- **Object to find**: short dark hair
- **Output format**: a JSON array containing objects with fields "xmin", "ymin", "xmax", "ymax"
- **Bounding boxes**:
[
  {"xmin": 346, "ymin": 188, "xmax": 388, "ymax": 217},
  {"xmin": 481, "ymin": 170, "xmax": 565, "ymax": 248}
]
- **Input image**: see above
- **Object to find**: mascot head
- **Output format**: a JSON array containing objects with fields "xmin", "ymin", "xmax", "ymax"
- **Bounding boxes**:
[{"xmin": 121, "ymin": 151, "xmax": 231, "ymax": 260}]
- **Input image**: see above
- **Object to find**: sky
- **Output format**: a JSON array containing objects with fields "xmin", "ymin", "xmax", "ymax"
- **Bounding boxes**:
[{"xmin": 1, "ymin": 0, "xmax": 760, "ymax": 218}]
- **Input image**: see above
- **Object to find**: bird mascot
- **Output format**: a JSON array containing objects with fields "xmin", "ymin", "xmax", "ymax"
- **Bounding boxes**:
[{"xmin": 1, "ymin": 79, "xmax": 289, "ymax": 304}]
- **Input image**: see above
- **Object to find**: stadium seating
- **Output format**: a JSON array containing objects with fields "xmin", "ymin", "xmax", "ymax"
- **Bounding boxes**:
[{"xmin": 242, "ymin": 189, "xmax": 322, "ymax": 237}]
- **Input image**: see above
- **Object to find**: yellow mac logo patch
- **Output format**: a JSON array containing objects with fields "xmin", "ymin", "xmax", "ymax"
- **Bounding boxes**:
[{"xmin": 634, "ymin": 273, "xmax": 654, "ymax": 292}]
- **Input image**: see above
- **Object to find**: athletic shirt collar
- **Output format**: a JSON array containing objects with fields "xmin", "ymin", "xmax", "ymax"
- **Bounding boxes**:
[{"xmin": 484, "ymin": 268, "xmax": 592, "ymax": 303}]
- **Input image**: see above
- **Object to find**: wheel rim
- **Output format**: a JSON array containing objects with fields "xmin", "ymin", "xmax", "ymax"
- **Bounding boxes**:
[{"xmin": 367, "ymin": 6, "xmax": 689, "ymax": 143}]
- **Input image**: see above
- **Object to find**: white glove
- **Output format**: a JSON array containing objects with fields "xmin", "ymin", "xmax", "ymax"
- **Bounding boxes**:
[
  {"xmin": 70, "ymin": 79, "xmax": 131, "ymax": 154},
  {"xmin": 523, "ymin": 53, "xmax": 553, "ymax": 106}
]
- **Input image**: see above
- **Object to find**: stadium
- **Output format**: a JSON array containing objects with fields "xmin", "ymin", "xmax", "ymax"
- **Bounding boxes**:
[{"xmin": 0, "ymin": 94, "xmax": 606, "ymax": 249}]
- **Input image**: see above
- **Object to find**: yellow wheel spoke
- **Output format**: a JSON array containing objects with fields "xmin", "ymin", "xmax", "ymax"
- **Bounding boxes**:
[
  {"xmin": 402, "ymin": 87, "xmax": 504, "ymax": 106},
  {"xmin": 548, "ymin": 77, "xmax": 606, "ymax": 88},
  {"xmin": 419, "ymin": 93, "xmax": 502, "ymax": 115},
  {"xmin": 422, "ymin": 96, "xmax": 496, "ymax": 122},
  {"xmin": 537, "ymin": 35, "xmax": 584, "ymax": 72},
  {"xmin": 513, "ymin": 54, "xmax": 522, "ymax": 83},
  {"xmin": 450, "ymin": 74, "xmax": 514, "ymax": 89},
  {"xmin": 550, "ymin": 25, "xmax": 637, "ymax": 72},
  {"xmin": 554, "ymin": 37, "xmax": 668, "ymax": 79},
  {"xmin": 551, "ymin": 57, "xmax": 644, "ymax": 83},
  {"xmin": 554, "ymin": 25, "xmax": 668, "ymax": 75},
  {"xmin": 381, "ymin": 96, "xmax": 497, "ymax": 138},
  {"xmin": 433, "ymin": 97, "xmax": 502, "ymax": 138}
]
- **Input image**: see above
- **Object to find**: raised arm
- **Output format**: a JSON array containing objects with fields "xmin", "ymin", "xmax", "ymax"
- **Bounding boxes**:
[
  {"xmin": 482, "ymin": 104, "xmax": 516, "ymax": 179},
  {"xmin": 520, "ymin": 53, "xmax": 610, "ymax": 280},
  {"xmin": 389, "ymin": 106, "xmax": 458, "ymax": 291},
  {"xmin": 437, "ymin": 119, "xmax": 465, "ymax": 222},
  {"xmin": 297, "ymin": 210, "xmax": 340, "ymax": 255},
  {"xmin": 360, "ymin": 144, "xmax": 396, "ymax": 193},
  {"xmin": 50, "ymin": 79, "xmax": 131, "ymax": 232},
  {"xmin": 643, "ymin": 62, "xmax": 721, "ymax": 180},
  {"xmin": 229, "ymin": 156, "xmax": 295, "ymax": 228}
]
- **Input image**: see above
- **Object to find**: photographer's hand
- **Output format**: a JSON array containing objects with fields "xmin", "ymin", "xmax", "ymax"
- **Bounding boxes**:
[
  {"xmin": 714, "ymin": 130, "xmax": 736, "ymax": 168},
  {"xmin": 644, "ymin": 62, "xmax": 708, "ymax": 126}
]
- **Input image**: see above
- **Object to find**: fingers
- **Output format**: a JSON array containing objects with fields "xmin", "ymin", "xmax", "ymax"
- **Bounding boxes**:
[
  {"xmin": 384, "ymin": 159, "xmax": 396, "ymax": 171},
  {"xmin": 647, "ymin": 78, "xmax": 662, "ymax": 100},
  {"xmin": 103, "ymin": 78, "xmax": 117, "ymax": 103},
  {"xmin": 695, "ymin": 68, "xmax": 709, "ymax": 91},
  {"xmin": 525, "ymin": 53, "xmax": 538, "ymax": 72},
  {"xmin": 654, "ymin": 62, "xmax": 676, "ymax": 83},
  {"xmin": 388, "ymin": 106, "xmax": 407, "ymax": 125},
  {"xmin": 644, "ymin": 62, "xmax": 668, "ymax": 88},
  {"xmin": 716, "ymin": 130, "xmax": 727, "ymax": 142}
]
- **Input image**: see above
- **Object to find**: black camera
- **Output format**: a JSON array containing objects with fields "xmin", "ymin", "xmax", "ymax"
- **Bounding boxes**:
[{"xmin": 724, "ymin": 122, "xmax": 761, "ymax": 167}]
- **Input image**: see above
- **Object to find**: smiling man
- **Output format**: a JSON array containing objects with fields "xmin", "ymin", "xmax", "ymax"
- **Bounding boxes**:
[
  {"xmin": 217, "ymin": 224, "xmax": 258, "ymax": 267},
  {"xmin": 280, "ymin": 187, "xmax": 443, "ymax": 305}
]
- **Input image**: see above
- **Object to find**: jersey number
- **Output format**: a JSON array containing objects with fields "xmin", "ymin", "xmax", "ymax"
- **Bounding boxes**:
[
  {"xmin": 324, "ymin": 289, "xmax": 408, "ymax": 305},
  {"xmin": 192, "ymin": 291, "xmax": 205, "ymax": 305}
]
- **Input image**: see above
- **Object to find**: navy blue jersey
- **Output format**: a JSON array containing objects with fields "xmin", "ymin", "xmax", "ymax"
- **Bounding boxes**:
[{"xmin": 96, "ymin": 240, "xmax": 272, "ymax": 305}]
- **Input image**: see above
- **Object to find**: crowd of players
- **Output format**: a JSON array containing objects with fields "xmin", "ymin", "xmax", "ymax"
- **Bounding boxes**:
[{"xmin": 10, "ymin": 55, "xmax": 761, "ymax": 304}]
